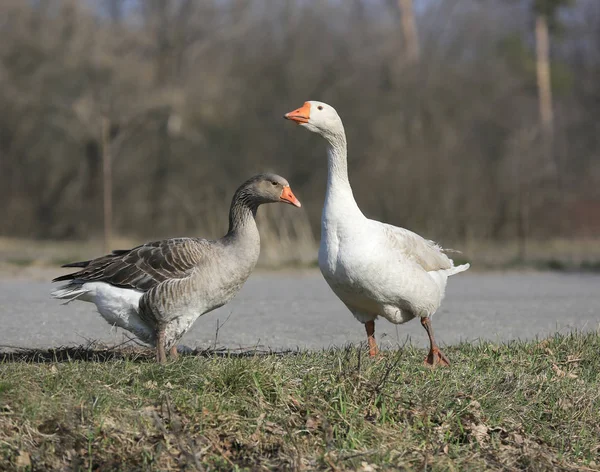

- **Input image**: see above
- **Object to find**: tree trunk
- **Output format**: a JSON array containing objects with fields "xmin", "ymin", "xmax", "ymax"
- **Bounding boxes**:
[
  {"xmin": 83, "ymin": 139, "xmax": 101, "ymax": 237},
  {"xmin": 153, "ymin": 0, "xmax": 171, "ymax": 87},
  {"xmin": 516, "ymin": 189, "xmax": 529, "ymax": 263},
  {"xmin": 535, "ymin": 14, "xmax": 554, "ymax": 171},
  {"xmin": 398, "ymin": 0, "xmax": 420, "ymax": 63},
  {"xmin": 102, "ymin": 117, "xmax": 113, "ymax": 254}
]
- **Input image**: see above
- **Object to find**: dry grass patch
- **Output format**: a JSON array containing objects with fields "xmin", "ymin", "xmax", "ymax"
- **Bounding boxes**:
[{"xmin": 1, "ymin": 333, "xmax": 599, "ymax": 471}]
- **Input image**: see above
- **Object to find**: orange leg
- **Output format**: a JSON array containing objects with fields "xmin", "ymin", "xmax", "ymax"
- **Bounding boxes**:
[
  {"xmin": 169, "ymin": 345, "xmax": 179, "ymax": 360},
  {"xmin": 365, "ymin": 320, "xmax": 379, "ymax": 358},
  {"xmin": 156, "ymin": 327, "xmax": 167, "ymax": 364},
  {"xmin": 421, "ymin": 317, "xmax": 450, "ymax": 367}
]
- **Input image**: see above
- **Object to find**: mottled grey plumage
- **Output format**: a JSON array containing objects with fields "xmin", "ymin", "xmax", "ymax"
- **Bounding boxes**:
[
  {"xmin": 53, "ymin": 238, "xmax": 208, "ymax": 291},
  {"xmin": 51, "ymin": 173, "xmax": 300, "ymax": 362}
]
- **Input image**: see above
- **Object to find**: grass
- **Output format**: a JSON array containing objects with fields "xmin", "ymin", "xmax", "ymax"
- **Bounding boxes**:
[{"xmin": 1, "ymin": 333, "xmax": 599, "ymax": 471}]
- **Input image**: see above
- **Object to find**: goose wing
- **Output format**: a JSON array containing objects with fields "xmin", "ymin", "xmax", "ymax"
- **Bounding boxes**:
[
  {"xmin": 377, "ymin": 222, "xmax": 454, "ymax": 272},
  {"xmin": 52, "ymin": 237, "xmax": 213, "ymax": 291}
]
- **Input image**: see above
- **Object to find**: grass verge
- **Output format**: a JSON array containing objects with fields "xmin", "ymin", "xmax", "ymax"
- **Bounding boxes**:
[{"xmin": 1, "ymin": 333, "xmax": 599, "ymax": 471}]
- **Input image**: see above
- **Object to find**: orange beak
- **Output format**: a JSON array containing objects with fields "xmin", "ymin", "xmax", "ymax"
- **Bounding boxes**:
[
  {"xmin": 284, "ymin": 102, "xmax": 311, "ymax": 124},
  {"xmin": 280, "ymin": 186, "xmax": 302, "ymax": 208}
]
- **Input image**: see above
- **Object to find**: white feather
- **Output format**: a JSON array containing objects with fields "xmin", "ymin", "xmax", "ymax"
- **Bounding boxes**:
[{"xmin": 52, "ymin": 282, "xmax": 154, "ymax": 344}]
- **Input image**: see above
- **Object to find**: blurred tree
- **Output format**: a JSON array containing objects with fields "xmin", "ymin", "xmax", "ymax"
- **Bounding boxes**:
[
  {"xmin": 0, "ymin": 0, "xmax": 597, "ymax": 260},
  {"xmin": 398, "ymin": 0, "xmax": 420, "ymax": 63},
  {"xmin": 532, "ymin": 0, "xmax": 574, "ymax": 169}
]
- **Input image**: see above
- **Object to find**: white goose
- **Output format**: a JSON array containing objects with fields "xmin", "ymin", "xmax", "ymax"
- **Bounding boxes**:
[{"xmin": 284, "ymin": 101, "xmax": 469, "ymax": 366}]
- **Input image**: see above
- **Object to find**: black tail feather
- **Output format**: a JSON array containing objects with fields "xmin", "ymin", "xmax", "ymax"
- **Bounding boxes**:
[
  {"xmin": 61, "ymin": 260, "xmax": 91, "ymax": 268},
  {"xmin": 60, "ymin": 249, "xmax": 129, "ymax": 270},
  {"xmin": 52, "ymin": 271, "xmax": 85, "ymax": 282},
  {"xmin": 54, "ymin": 249, "xmax": 131, "ymax": 283}
]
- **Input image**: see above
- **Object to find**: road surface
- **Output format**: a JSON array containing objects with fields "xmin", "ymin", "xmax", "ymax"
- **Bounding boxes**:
[{"xmin": 1, "ymin": 270, "xmax": 599, "ymax": 352}]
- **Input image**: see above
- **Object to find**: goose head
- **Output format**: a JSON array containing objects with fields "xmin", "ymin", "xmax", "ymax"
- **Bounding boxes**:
[
  {"xmin": 240, "ymin": 173, "xmax": 302, "ymax": 208},
  {"xmin": 284, "ymin": 101, "xmax": 343, "ymax": 137}
]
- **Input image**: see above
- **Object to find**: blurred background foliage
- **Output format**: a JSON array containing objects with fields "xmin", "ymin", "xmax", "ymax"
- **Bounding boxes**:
[{"xmin": 0, "ymin": 0, "xmax": 598, "ymax": 265}]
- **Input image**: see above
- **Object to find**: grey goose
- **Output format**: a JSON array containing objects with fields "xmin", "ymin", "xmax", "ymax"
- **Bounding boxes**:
[{"xmin": 52, "ymin": 173, "xmax": 301, "ymax": 363}]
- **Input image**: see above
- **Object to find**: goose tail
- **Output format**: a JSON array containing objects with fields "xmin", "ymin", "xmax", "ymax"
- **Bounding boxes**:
[
  {"xmin": 446, "ymin": 263, "xmax": 470, "ymax": 276},
  {"xmin": 51, "ymin": 284, "xmax": 89, "ymax": 305}
]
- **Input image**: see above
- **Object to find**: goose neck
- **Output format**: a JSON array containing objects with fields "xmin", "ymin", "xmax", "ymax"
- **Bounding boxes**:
[
  {"xmin": 324, "ymin": 128, "xmax": 351, "ymax": 191},
  {"xmin": 227, "ymin": 191, "xmax": 259, "ymax": 236}
]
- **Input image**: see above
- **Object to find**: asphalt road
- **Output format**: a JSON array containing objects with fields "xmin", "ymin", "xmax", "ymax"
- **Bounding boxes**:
[{"xmin": 1, "ymin": 270, "xmax": 599, "ymax": 352}]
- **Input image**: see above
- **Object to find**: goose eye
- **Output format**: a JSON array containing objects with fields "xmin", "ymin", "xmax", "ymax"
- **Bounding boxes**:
[
  {"xmin": 317, "ymin": 106, "xmax": 323, "ymax": 110},
  {"xmin": 271, "ymin": 181, "xmax": 278, "ymax": 186}
]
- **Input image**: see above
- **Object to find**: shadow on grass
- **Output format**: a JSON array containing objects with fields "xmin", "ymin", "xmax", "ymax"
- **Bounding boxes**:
[{"xmin": 0, "ymin": 341, "xmax": 301, "ymax": 363}]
